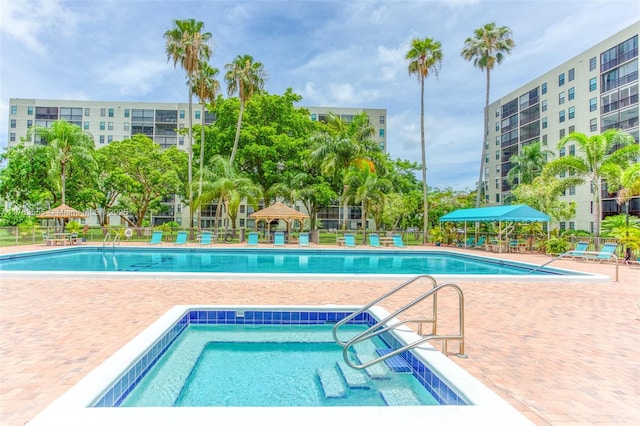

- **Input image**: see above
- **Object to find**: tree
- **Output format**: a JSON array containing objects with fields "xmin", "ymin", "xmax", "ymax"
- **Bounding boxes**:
[
  {"xmin": 511, "ymin": 173, "xmax": 581, "ymax": 224},
  {"xmin": 225, "ymin": 54, "xmax": 267, "ymax": 164},
  {"xmin": 27, "ymin": 119, "xmax": 96, "ymax": 205},
  {"xmin": 164, "ymin": 18, "xmax": 213, "ymax": 227},
  {"xmin": 406, "ymin": 37, "xmax": 443, "ymax": 244},
  {"xmin": 545, "ymin": 129, "xmax": 639, "ymax": 236},
  {"xmin": 461, "ymin": 23, "xmax": 515, "ymax": 207},
  {"xmin": 507, "ymin": 141, "xmax": 553, "ymax": 186},
  {"xmin": 191, "ymin": 60, "xmax": 220, "ymax": 226}
]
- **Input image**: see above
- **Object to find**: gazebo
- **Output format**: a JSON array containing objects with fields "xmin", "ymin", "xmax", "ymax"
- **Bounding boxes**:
[
  {"xmin": 37, "ymin": 203, "xmax": 88, "ymax": 231},
  {"xmin": 249, "ymin": 202, "xmax": 309, "ymax": 235}
]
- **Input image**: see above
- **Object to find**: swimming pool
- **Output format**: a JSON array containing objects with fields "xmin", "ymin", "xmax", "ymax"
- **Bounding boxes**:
[
  {"xmin": 0, "ymin": 246, "xmax": 600, "ymax": 281},
  {"xmin": 27, "ymin": 305, "xmax": 532, "ymax": 426}
]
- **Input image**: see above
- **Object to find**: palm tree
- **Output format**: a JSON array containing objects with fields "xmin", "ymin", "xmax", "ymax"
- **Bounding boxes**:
[
  {"xmin": 461, "ymin": 23, "xmax": 515, "ymax": 207},
  {"xmin": 164, "ymin": 19, "xmax": 213, "ymax": 228},
  {"xmin": 507, "ymin": 141, "xmax": 553, "ymax": 186},
  {"xmin": 191, "ymin": 61, "xmax": 220, "ymax": 227},
  {"xmin": 28, "ymin": 119, "xmax": 95, "ymax": 205},
  {"xmin": 545, "ymin": 129, "xmax": 639, "ymax": 237},
  {"xmin": 225, "ymin": 54, "xmax": 267, "ymax": 164},
  {"xmin": 406, "ymin": 37, "xmax": 443, "ymax": 244}
]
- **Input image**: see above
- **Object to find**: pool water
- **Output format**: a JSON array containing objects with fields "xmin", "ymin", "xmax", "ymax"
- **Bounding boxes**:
[
  {"xmin": 121, "ymin": 325, "xmax": 439, "ymax": 407},
  {"xmin": 0, "ymin": 247, "xmax": 577, "ymax": 276}
]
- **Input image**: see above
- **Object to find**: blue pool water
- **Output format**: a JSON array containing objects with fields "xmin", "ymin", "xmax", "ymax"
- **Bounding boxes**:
[
  {"xmin": 122, "ymin": 325, "xmax": 440, "ymax": 407},
  {"xmin": 0, "ymin": 247, "xmax": 579, "ymax": 276}
]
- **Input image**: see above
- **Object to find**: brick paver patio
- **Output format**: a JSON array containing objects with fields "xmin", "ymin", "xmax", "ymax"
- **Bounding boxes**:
[{"xmin": 0, "ymin": 243, "xmax": 638, "ymax": 425}]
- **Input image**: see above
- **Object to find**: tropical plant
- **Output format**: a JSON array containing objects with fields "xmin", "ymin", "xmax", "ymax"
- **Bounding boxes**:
[
  {"xmin": 27, "ymin": 119, "xmax": 96, "ymax": 205},
  {"xmin": 461, "ymin": 23, "xmax": 515, "ymax": 207},
  {"xmin": 507, "ymin": 141, "xmax": 554, "ymax": 186},
  {"xmin": 225, "ymin": 54, "xmax": 267, "ymax": 164},
  {"xmin": 545, "ymin": 129, "xmax": 639, "ymax": 237},
  {"xmin": 406, "ymin": 37, "xmax": 443, "ymax": 244},
  {"xmin": 191, "ymin": 60, "xmax": 220, "ymax": 226},
  {"xmin": 511, "ymin": 172, "xmax": 581, "ymax": 223},
  {"xmin": 164, "ymin": 18, "xmax": 213, "ymax": 227}
]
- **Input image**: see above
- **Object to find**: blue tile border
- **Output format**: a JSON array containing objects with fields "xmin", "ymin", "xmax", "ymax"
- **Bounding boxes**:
[{"xmin": 93, "ymin": 309, "xmax": 464, "ymax": 407}]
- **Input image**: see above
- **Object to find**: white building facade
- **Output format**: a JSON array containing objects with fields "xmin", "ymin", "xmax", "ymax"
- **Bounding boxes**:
[{"xmin": 484, "ymin": 22, "xmax": 639, "ymax": 232}]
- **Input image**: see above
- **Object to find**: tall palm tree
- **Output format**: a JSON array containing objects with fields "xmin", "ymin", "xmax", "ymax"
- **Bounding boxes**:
[
  {"xmin": 28, "ymin": 119, "xmax": 95, "ymax": 205},
  {"xmin": 461, "ymin": 23, "xmax": 515, "ymax": 207},
  {"xmin": 406, "ymin": 37, "xmax": 443, "ymax": 244},
  {"xmin": 507, "ymin": 141, "xmax": 553, "ymax": 186},
  {"xmin": 545, "ymin": 129, "xmax": 639, "ymax": 237},
  {"xmin": 191, "ymin": 61, "xmax": 220, "ymax": 226},
  {"xmin": 225, "ymin": 54, "xmax": 267, "ymax": 164},
  {"xmin": 164, "ymin": 19, "xmax": 213, "ymax": 228}
]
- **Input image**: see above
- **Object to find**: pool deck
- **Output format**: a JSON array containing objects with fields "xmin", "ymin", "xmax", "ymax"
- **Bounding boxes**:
[{"xmin": 0, "ymin": 242, "xmax": 638, "ymax": 425}]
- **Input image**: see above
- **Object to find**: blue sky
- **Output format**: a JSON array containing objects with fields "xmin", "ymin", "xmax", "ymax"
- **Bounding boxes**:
[{"xmin": 1, "ymin": 0, "xmax": 638, "ymax": 190}]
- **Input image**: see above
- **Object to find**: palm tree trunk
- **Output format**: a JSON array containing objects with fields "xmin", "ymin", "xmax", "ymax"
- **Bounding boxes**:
[
  {"xmin": 187, "ymin": 80, "xmax": 194, "ymax": 230},
  {"xmin": 476, "ymin": 68, "xmax": 491, "ymax": 208},
  {"xmin": 229, "ymin": 99, "xmax": 244, "ymax": 164},
  {"xmin": 420, "ymin": 76, "xmax": 428, "ymax": 245},
  {"xmin": 198, "ymin": 103, "xmax": 206, "ymax": 228},
  {"xmin": 342, "ymin": 184, "xmax": 348, "ymax": 230},
  {"xmin": 593, "ymin": 178, "xmax": 602, "ymax": 241}
]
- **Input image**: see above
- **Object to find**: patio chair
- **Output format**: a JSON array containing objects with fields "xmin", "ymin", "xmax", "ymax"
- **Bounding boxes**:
[
  {"xmin": 174, "ymin": 231, "xmax": 188, "ymax": 246},
  {"xmin": 298, "ymin": 232, "xmax": 310, "ymax": 247},
  {"xmin": 392, "ymin": 234, "xmax": 405, "ymax": 248},
  {"xmin": 472, "ymin": 236, "xmax": 486, "ymax": 249},
  {"xmin": 343, "ymin": 234, "xmax": 356, "ymax": 248},
  {"xmin": 368, "ymin": 233, "xmax": 382, "ymax": 248},
  {"xmin": 274, "ymin": 231, "xmax": 285, "ymax": 247},
  {"xmin": 199, "ymin": 231, "xmax": 213, "ymax": 246},
  {"xmin": 42, "ymin": 232, "xmax": 54, "ymax": 246},
  {"xmin": 247, "ymin": 232, "xmax": 259, "ymax": 247},
  {"xmin": 585, "ymin": 242, "xmax": 618, "ymax": 263},
  {"xmin": 458, "ymin": 236, "xmax": 475, "ymax": 248},
  {"xmin": 564, "ymin": 241, "xmax": 589, "ymax": 260},
  {"xmin": 149, "ymin": 230, "xmax": 163, "ymax": 245}
]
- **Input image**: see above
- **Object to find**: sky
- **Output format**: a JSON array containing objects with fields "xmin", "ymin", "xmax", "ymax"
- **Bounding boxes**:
[{"xmin": 1, "ymin": 0, "xmax": 638, "ymax": 191}]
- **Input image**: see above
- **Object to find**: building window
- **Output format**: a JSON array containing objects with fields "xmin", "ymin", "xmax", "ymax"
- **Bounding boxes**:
[
  {"xmin": 84, "ymin": 121, "xmax": 89, "ymax": 130},
  {"xmin": 558, "ymin": 73, "xmax": 565, "ymax": 86},
  {"xmin": 485, "ymin": 167, "xmax": 489, "ymax": 176},
  {"xmin": 108, "ymin": 135, "xmax": 113, "ymax": 143},
  {"xmin": 10, "ymin": 133, "xmax": 16, "ymax": 142},
  {"xmin": 496, "ymin": 194, "xmax": 500, "ymax": 203},
  {"xmin": 179, "ymin": 110, "xmax": 185, "ymax": 119},
  {"xmin": 495, "ymin": 178, "xmax": 499, "ymax": 189},
  {"xmin": 542, "ymin": 100, "xmax": 547, "ymax": 112},
  {"xmin": 560, "ymin": 147, "xmax": 566, "ymax": 157},
  {"xmin": 124, "ymin": 109, "xmax": 130, "ymax": 118},
  {"xmin": 27, "ymin": 120, "xmax": 33, "ymax": 128},
  {"xmin": 495, "ymin": 150, "xmax": 499, "ymax": 160},
  {"xmin": 100, "ymin": 122, "xmax": 105, "ymax": 130},
  {"xmin": 560, "ymin": 129, "xmax": 566, "ymax": 139},
  {"xmin": 195, "ymin": 110, "xmax": 201, "ymax": 119},
  {"xmin": 589, "ymin": 57, "xmax": 596, "ymax": 71},
  {"xmin": 495, "ymin": 137, "xmax": 500, "ymax": 146},
  {"xmin": 496, "ymin": 165, "xmax": 500, "ymax": 173},
  {"xmin": 124, "ymin": 122, "xmax": 130, "ymax": 131},
  {"xmin": 590, "ymin": 118, "xmax": 598, "ymax": 132},
  {"xmin": 569, "ymin": 222, "xmax": 575, "ymax": 230},
  {"xmin": 108, "ymin": 122, "xmax": 114, "ymax": 130},
  {"xmin": 569, "ymin": 145, "xmax": 575, "ymax": 156},
  {"xmin": 100, "ymin": 108, "xmax": 106, "ymax": 117},
  {"xmin": 541, "ymin": 82, "xmax": 547, "ymax": 94},
  {"xmin": 28, "ymin": 106, "xmax": 34, "ymax": 115},
  {"xmin": 559, "ymin": 92, "xmax": 565, "ymax": 104},
  {"xmin": 568, "ymin": 106, "xmax": 575, "ymax": 120},
  {"xmin": 542, "ymin": 134, "xmax": 548, "ymax": 145},
  {"xmin": 569, "ymin": 125, "xmax": 575, "ymax": 133},
  {"xmin": 590, "ymin": 97, "xmax": 597, "ymax": 112},
  {"xmin": 379, "ymin": 129, "xmax": 385, "ymax": 137},
  {"xmin": 10, "ymin": 119, "xmax": 16, "ymax": 128},
  {"xmin": 559, "ymin": 222, "xmax": 566, "ymax": 231},
  {"xmin": 84, "ymin": 108, "xmax": 90, "ymax": 117},
  {"xmin": 568, "ymin": 68, "xmax": 575, "ymax": 81},
  {"xmin": 495, "ymin": 122, "xmax": 499, "ymax": 131},
  {"xmin": 99, "ymin": 135, "xmax": 105, "ymax": 144},
  {"xmin": 542, "ymin": 117, "xmax": 548, "ymax": 129},
  {"xmin": 108, "ymin": 108, "xmax": 114, "ymax": 117},
  {"xmin": 11, "ymin": 105, "xmax": 18, "ymax": 115},
  {"xmin": 559, "ymin": 110, "xmax": 565, "ymax": 123},
  {"xmin": 569, "ymin": 186, "xmax": 576, "ymax": 195},
  {"xmin": 568, "ymin": 87, "xmax": 575, "ymax": 101},
  {"xmin": 589, "ymin": 77, "xmax": 597, "ymax": 91},
  {"xmin": 179, "ymin": 138, "xmax": 184, "ymax": 146},
  {"xmin": 485, "ymin": 154, "xmax": 489, "ymax": 163},
  {"xmin": 379, "ymin": 115, "xmax": 385, "ymax": 124}
]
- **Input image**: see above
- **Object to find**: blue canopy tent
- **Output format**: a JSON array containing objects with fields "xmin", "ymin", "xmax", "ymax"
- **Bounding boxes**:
[{"xmin": 439, "ymin": 205, "xmax": 550, "ymax": 251}]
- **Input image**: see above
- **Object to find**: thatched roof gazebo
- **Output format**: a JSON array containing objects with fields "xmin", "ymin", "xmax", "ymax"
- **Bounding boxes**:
[
  {"xmin": 249, "ymin": 202, "xmax": 309, "ymax": 233},
  {"xmin": 37, "ymin": 203, "xmax": 88, "ymax": 231}
]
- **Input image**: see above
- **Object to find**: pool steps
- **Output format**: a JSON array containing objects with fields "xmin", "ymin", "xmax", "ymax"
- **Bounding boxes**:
[
  {"xmin": 336, "ymin": 361, "xmax": 369, "ymax": 389},
  {"xmin": 379, "ymin": 388, "xmax": 422, "ymax": 406},
  {"xmin": 316, "ymin": 368, "xmax": 346, "ymax": 398}
]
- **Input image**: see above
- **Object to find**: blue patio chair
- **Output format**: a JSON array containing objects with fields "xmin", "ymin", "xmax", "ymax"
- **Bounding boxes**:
[
  {"xmin": 149, "ymin": 230, "xmax": 163, "ymax": 245},
  {"xmin": 368, "ymin": 233, "xmax": 382, "ymax": 248},
  {"xmin": 274, "ymin": 231, "xmax": 285, "ymax": 247},
  {"xmin": 587, "ymin": 242, "xmax": 618, "ymax": 263},
  {"xmin": 458, "ymin": 236, "xmax": 475, "ymax": 248},
  {"xmin": 298, "ymin": 232, "xmax": 310, "ymax": 247},
  {"xmin": 472, "ymin": 236, "xmax": 486, "ymax": 249},
  {"xmin": 565, "ymin": 241, "xmax": 589, "ymax": 260},
  {"xmin": 174, "ymin": 231, "xmax": 188, "ymax": 246},
  {"xmin": 199, "ymin": 231, "xmax": 213, "ymax": 246},
  {"xmin": 343, "ymin": 234, "xmax": 356, "ymax": 248},
  {"xmin": 247, "ymin": 232, "xmax": 259, "ymax": 247},
  {"xmin": 392, "ymin": 234, "xmax": 405, "ymax": 248}
]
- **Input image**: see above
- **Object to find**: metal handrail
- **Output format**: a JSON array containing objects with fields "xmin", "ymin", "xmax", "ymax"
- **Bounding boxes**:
[
  {"xmin": 527, "ymin": 251, "xmax": 618, "ymax": 282},
  {"xmin": 102, "ymin": 230, "xmax": 121, "ymax": 247},
  {"xmin": 102, "ymin": 232, "xmax": 111, "ymax": 247},
  {"xmin": 332, "ymin": 274, "xmax": 439, "ymax": 347},
  {"xmin": 334, "ymin": 278, "xmax": 466, "ymax": 370}
]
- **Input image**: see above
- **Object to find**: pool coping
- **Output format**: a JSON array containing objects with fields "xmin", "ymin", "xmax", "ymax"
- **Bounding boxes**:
[
  {"xmin": 0, "ymin": 246, "xmax": 609, "ymax": 283},
  {"xmin": 27, "ymin": 304, "xmax": 532, "ymax": 426}
]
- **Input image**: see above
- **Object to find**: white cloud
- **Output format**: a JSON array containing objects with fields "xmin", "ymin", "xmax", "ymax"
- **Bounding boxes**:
[{"xmin": 98, "ymin": 58, "xmax": 172, "ymax": 97}]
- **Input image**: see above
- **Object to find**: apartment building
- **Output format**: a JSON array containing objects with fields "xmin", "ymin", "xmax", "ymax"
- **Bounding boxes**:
[
  {"xmin": 6, "ymin": 99, "xmax": 387, "ymax": 230},
  {"xmin": 484, "ymin": 22, "xmax": 639, "ymax": 232}
]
